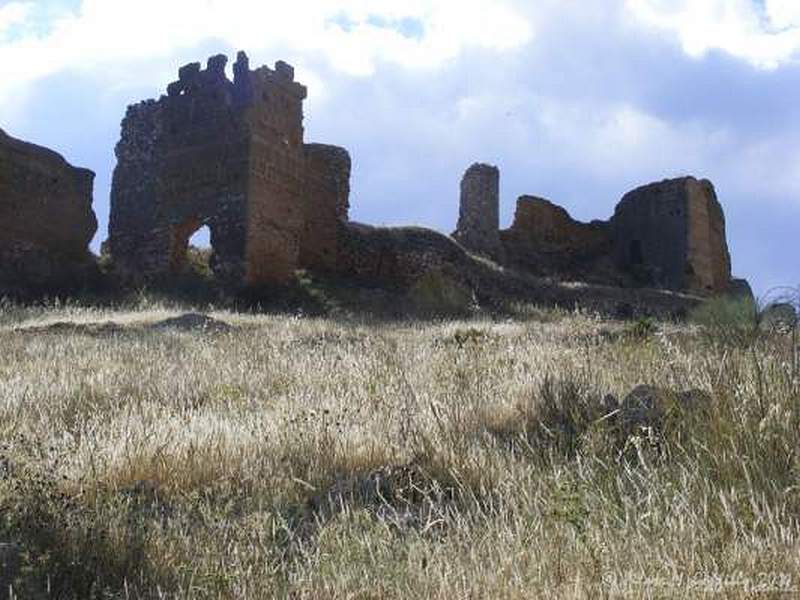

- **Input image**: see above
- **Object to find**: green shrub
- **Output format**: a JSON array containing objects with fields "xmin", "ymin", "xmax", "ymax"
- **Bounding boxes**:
[
  {"xmin": 625, "ymin": 316, "xmax": 658, "ymax": 340},
  {"xmin": 690, "ymin": 295, "xmax": 759, "ymax": 346}
]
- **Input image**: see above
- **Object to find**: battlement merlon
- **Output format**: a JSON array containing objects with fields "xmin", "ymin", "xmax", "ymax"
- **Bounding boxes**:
[
  {"xmin": 251, "ymin": 63, "xmax": 307, "ymax": 100},
  {"xmin": 164, "ymin": 52, "xmax": 307, "ymax": 101}
]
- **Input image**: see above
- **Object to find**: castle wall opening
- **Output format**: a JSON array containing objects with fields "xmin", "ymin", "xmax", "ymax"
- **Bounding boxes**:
[
  {"xmin": 169, "ymin": 219, "xmax": 215, "ymax": 281},
  {"xmin": 629, "ymin": 239, "xmax": 644, "ymax": 266}
]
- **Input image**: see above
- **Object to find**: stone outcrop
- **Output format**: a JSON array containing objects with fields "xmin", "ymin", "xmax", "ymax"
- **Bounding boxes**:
[
  {"xmin": 107, "ymin": 52, "xmax": 350, "ymax": 288},
  {"xmin": 454, "ymin": 166, "xmax": 738, "ymax": 295},
  {"xmin": 452, "ymin": 164, "xmax": 504, "ymax": 261},
  {"xmin": 0, "ymin": 128, "xmax": 98, "ymax": 295},
  {"xmin": 612, "ymin": 177, "xmax": 731, "ymax": 293}
]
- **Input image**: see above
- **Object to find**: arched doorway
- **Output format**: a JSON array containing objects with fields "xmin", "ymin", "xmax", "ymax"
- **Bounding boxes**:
[{"xmin": 169, "ymin": 217, "xmax": 214, "ymax": 280}]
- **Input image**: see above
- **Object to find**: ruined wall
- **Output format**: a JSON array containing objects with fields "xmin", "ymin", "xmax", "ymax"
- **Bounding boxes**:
[
  {"xmin": 453, "ymin": 164, "xmax": 734, "ymax": 295},
  {"xmin": 242, "ymin": 58, "xmax": 308, "ymax": 284},
  {"xmin": 500, "ymin": 196, "xmax": 613, "ymax": 279},
  {"xmin": 612, "ymin": 177, "xmax": 731, "ymax": 293},
  {"xmin": 109, "ymin": 55, "xmax": 253, "ymax": 285},
  {"xmin": 453, "ymin": 163, "xmax": 504, "ymax": 260},
  {"xmin": 685, "ymin": 178, "xmax": 731, "ymax": 293},
  {"xmin": 337, "ymin": 222, "xmax": 470, "ymax": 287},
  {"xmin": 108, "ymin": 52, "xmax": 349, "ymax": 288},
  {"xmin": 302, "ymin": 144, "xmax": 351, "ymax": 272},
  {"xmin": 0, "ymin": 128, "xmax": 97, "ymax": 293}
]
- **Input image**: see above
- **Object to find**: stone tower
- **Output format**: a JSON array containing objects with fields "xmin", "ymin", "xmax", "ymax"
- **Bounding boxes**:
[
  {"xmin": 108, "ymin": 52, "xmax": 350, "ymax": 288},
  {"xmin": 453, "ymin": 163, "xmax": 504, "ymax": 261},
  {"xmin": 611, "ymin": 177, "xmax": 731, "ymax": 293}
]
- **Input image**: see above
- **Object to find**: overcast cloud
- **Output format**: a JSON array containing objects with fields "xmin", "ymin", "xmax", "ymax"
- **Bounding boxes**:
[{"xmin": 0, "ymin": 0, "xmax": 797, "ymax": 296}]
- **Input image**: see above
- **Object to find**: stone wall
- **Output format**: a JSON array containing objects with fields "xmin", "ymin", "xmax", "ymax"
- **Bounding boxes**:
[
  {"xmin": 108, "ymin": 52, "xmax": 350, "ymax": 288},
  {"xmin": 453, "ymin": 163, "xmax": 504, "ymax": 260},
  {"xmin": 0, "ymin": 128, "xmax": 97, "ymax": 294},
  {"xmin": 685, "ymin": 179, "xmax": 731, "ymax": 293},
  {"xmin": 104, "ymin": 53, "xmax": 736, "ymax": 298},
  {"xmin": 453, "ymin": 164, "xmax": 736, "ymax": 295},
  {"xmin": 302, "ymin": 144, "xmax": 351, "ymax": 272},
  {"xmin": 242, "ymin": 57, "xmax": 308, "ymax": 285},
  {"xmin": 501, "ymin": 196, "xmax": 613, "ymax": 280},
  {"xmin": 612, "ymin": 177, "xmax": 731, "ymax": 293},
  {"xmin": 337, "ymin": 222, "xmax": 470, "ymax": 287}
]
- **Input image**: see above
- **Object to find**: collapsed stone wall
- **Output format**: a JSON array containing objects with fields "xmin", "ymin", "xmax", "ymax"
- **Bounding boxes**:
[
  {"xmin": 102, "ymin": 51, "xmax": 736, "ymax": 299},
  {"xmin": 0, "ymin": 47, "xmax": 742, "ymax": 304},
  {"xmin": 0, "ymin": 128, "xmax": 98, "ymax": 294},
  {"xmin": 337, "ymin": 222, "xmax": 470, "ymax": 287},
  {"xmin": 501, "ymin": 196, "xmax": 614, "ymax": 280},
  {"xmin": 108, "ymin": 52, "xmax": 350, "ymax": 288},
  {"xmin": 453, "ymin": 164, "xmax": 735, "ymax": 295}
]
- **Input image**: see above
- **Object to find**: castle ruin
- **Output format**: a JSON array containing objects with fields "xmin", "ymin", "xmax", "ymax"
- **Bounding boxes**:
[
  {"xmin": 0, "ymin": 50, "xmax": 742, "ymax": 304},
  {"xmin": 107, "ymin": 52, "xmax": 350, "ymax": 288},
  {"xmin": 455, "ymin": 166, "xmax": 733, "ymax": 295}
]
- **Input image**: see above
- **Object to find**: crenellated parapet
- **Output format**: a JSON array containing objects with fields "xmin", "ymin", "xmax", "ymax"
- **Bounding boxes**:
[
  {"xmin": 164, "ymin": 53, "xmax": 306, "ymax": 107},
  {"xmin": 108, "ymin": 51, "xmax": 350, "ymax": 288}
]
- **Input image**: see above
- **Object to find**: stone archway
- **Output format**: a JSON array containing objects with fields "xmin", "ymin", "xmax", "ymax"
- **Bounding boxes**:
[{"xmin": 169, "ymin": 217, "xmax": 215, "ymax": 277}]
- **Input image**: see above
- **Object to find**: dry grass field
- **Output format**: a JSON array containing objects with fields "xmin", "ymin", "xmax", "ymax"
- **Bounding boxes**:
[{"xmin": 0, "ymin": 294, "xmax": 798, "ymax": 598}]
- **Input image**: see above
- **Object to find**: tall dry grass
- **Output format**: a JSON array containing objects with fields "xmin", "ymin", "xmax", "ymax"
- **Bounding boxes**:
[{"xmin": 0, "ymin": 292, "xmax": 798, "ymax": 598}]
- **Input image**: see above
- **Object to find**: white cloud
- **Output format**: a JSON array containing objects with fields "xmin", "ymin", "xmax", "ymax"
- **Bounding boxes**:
[
  {"xmin": 764, "ymin": 0, "xmax": 800, "ymax": 29},
  {"xmin": 534, "ymin": 98, "xmax": 732, "ymax": 177},
  {"xmin": 0, "ymin": 0, "xmax": 533, "ymax": 112},
  {"xmin": 626, "ymin": 0, "xmax": 800, "ymax": 69},
  {"xmin": 0, "ymin": 1, "xmax": 32, "ymax": 36}
]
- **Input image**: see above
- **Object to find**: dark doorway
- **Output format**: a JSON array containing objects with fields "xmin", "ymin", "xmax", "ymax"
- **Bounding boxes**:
[{"xmin": 629, "ymin": 239, "xmax": 644, "ymax": 266}]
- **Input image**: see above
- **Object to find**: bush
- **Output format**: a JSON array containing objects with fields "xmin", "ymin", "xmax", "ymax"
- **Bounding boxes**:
[{"xmin": 690, "ymin": 295, "xmax": 759, "ymax": 346}]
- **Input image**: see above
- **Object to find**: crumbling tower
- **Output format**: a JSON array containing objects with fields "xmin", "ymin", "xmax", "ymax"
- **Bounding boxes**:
[
  {"xmin": 108, "ymin": 52, "xmax": 350, "ymax": 288},
  {"xmin": 452, "ymin": 163, "xmax": 504, "ymax": 261},
  {"xmin": 612, "ymin": 177, "xmax": 731, "ymax": 292}
]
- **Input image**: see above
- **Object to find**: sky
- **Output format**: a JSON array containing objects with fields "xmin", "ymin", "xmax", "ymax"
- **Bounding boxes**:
[{"xmin": 0, "ymin": 0, "xmax": 798, "ymax": 297}]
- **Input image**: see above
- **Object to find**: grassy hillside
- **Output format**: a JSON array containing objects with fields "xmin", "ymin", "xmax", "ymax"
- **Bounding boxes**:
[{"xmin": 0, "ymin": 296, "xmax": 798, "ymax": 598}]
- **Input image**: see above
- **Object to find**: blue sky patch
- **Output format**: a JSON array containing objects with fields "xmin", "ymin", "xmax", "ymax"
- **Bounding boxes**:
[
  {"xmin": 366, "ymin": 15, "xmax": 425, "ymax": 40},
  {"xmin": 328, "ymin": 12, "xmax": 425, "ymax": 40}
]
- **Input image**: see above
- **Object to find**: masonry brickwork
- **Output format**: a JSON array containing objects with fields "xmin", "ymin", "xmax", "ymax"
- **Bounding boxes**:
[
  {"xmin": 501, "ymin": 196, "xmax": 614, "ymax": 280},
  {"xmin": 108, "ymin": 52, "xmax": 350, "ymax": 288},
  {"xmin": 612, "ymin": 177, "xmax": 731, "ymax": 292},
  {"xmin": 452, "ymin": 163, "xmax": 504, "ymax": 261},
  {"xmin": 454, "ymin": 164, "xmax": 734, "ymax": 295}
]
